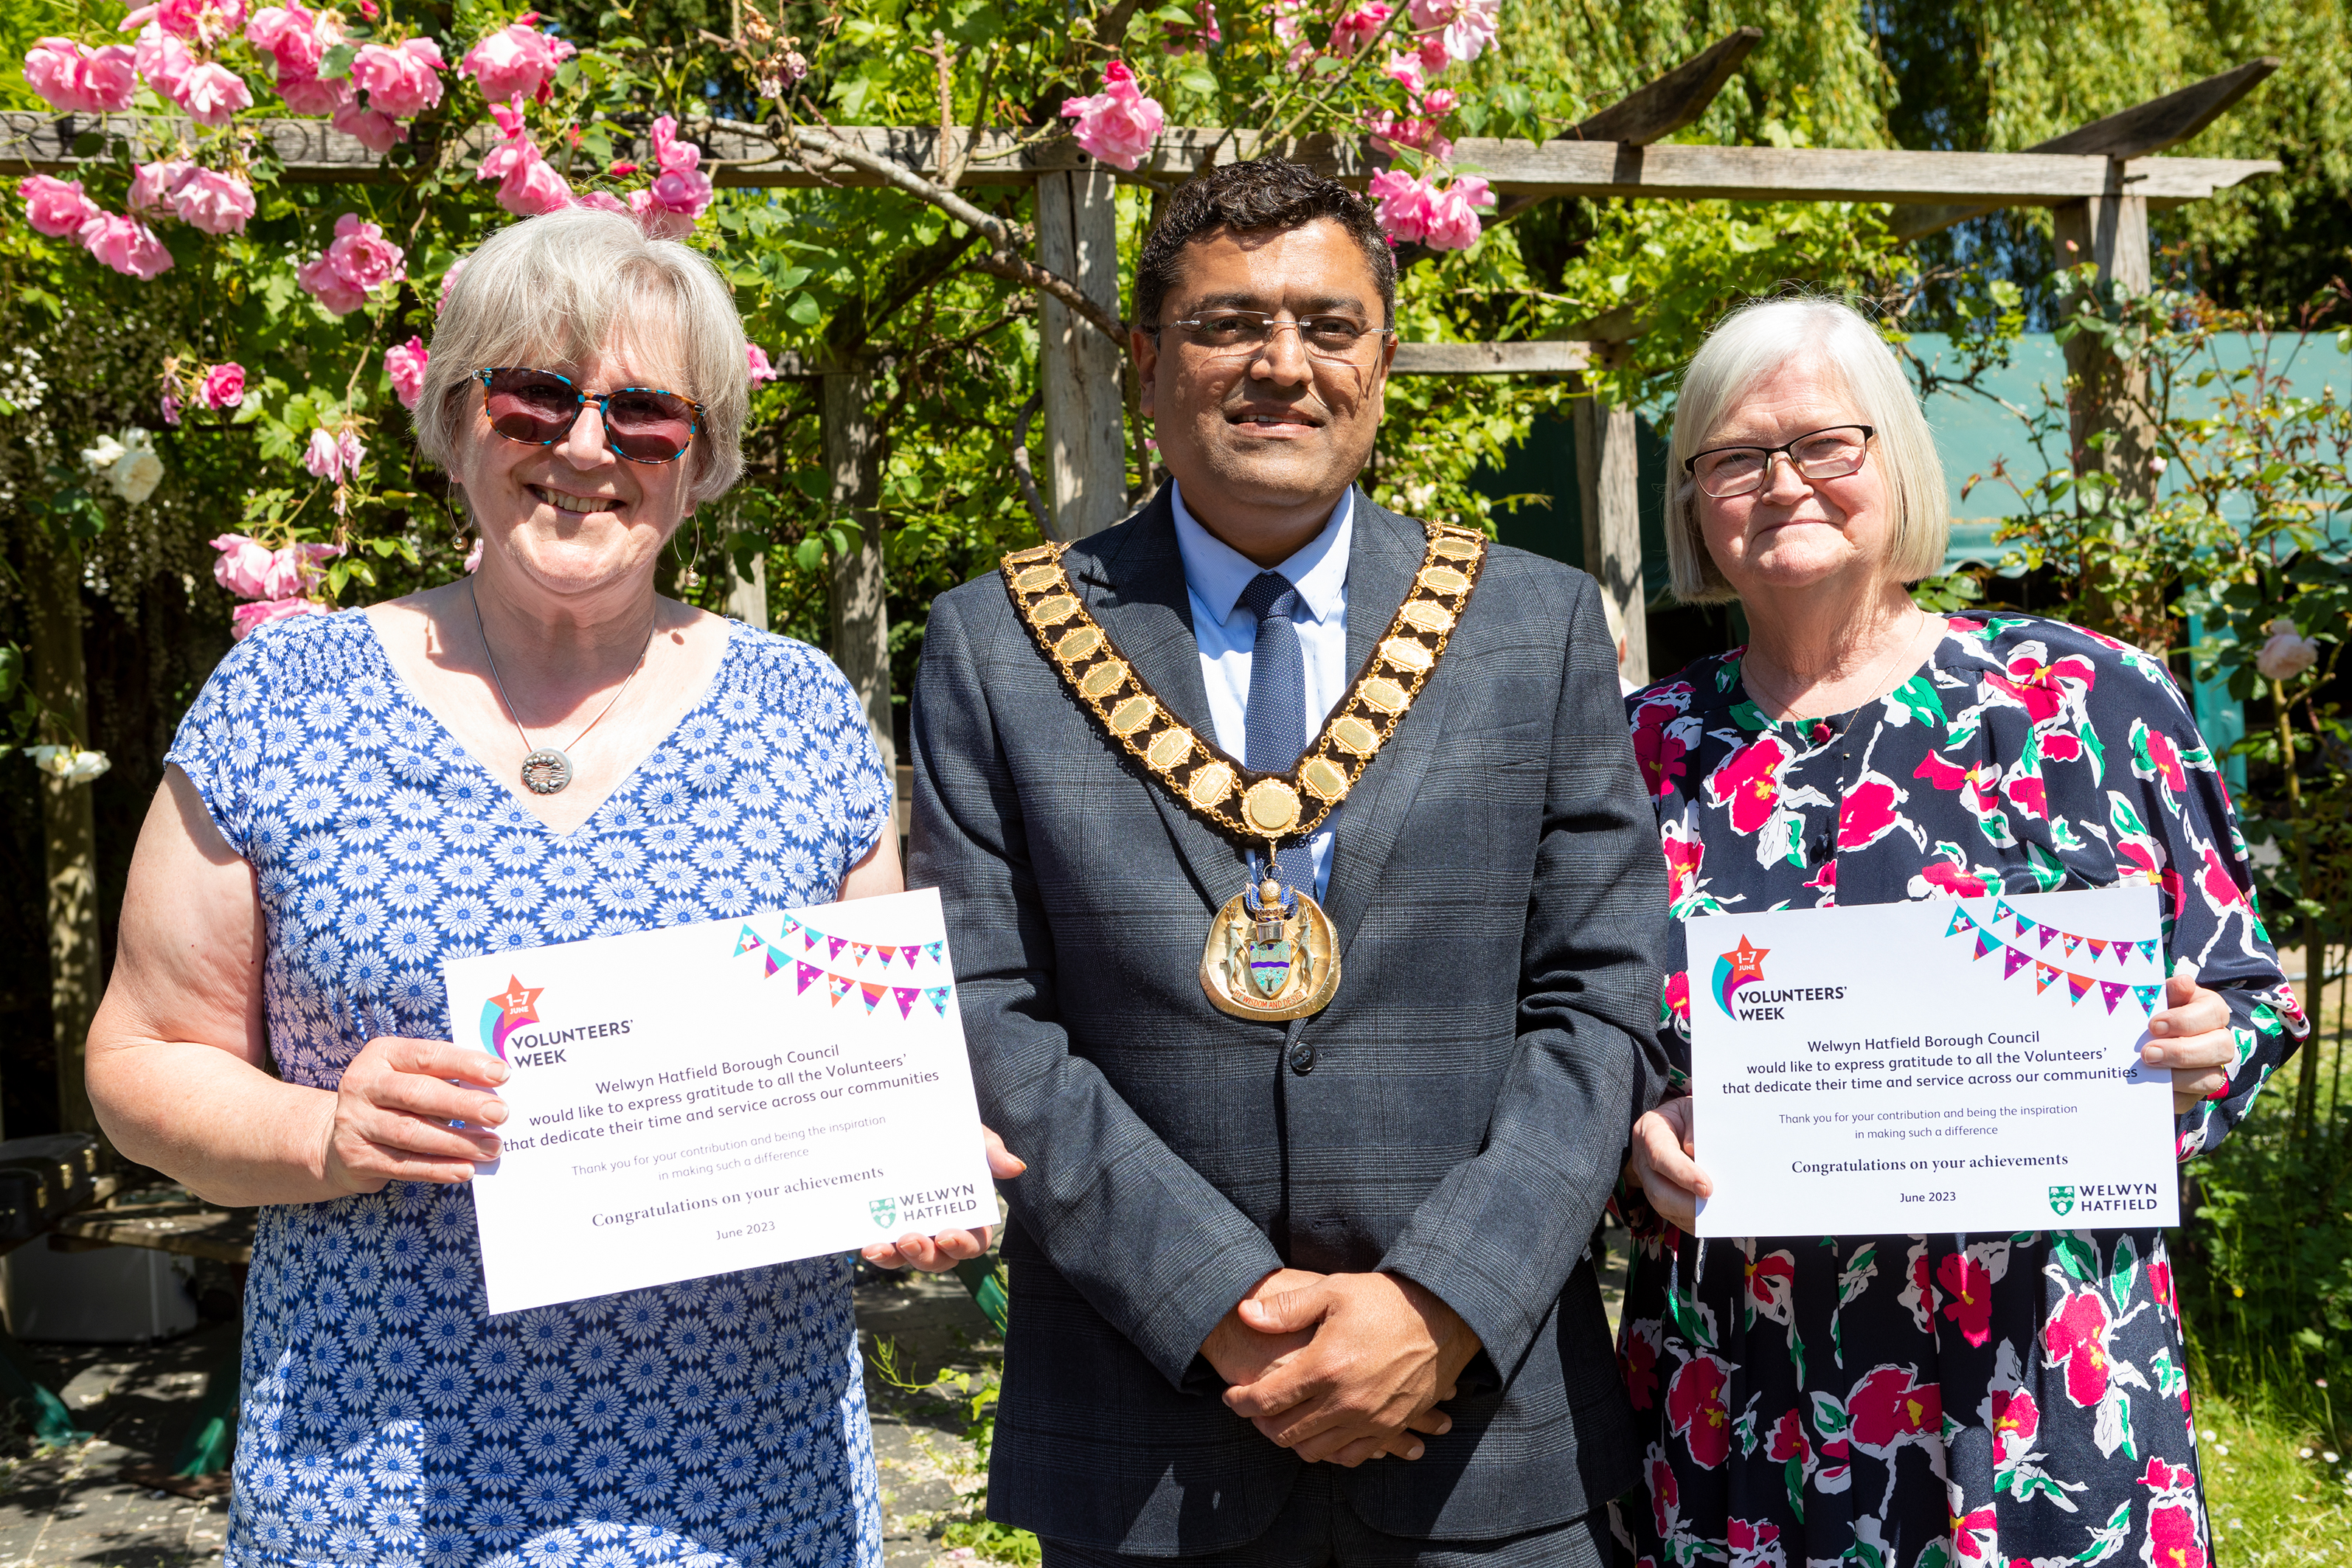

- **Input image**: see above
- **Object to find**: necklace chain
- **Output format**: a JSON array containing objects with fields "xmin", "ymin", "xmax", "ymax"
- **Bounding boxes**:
[
  {"xmin": 468, "ymin": 579, "xmax": 656, "ymax": 795},
  {"xmin": 1743, "ymin": 609, "xmax": 1929, "ymax": 723}
]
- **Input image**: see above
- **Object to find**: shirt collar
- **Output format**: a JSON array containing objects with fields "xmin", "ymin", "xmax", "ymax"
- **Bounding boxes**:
[{"xmin": 1169, "ymin": 481, "xmax": 1353, "ymax": 630}]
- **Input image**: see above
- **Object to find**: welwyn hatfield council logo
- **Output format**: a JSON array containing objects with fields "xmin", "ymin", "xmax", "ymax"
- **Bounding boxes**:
[
  {"xmin": 479, "ymin": 975, "xmax": 545, "ymax": 1062},
  {"xmin": 869, "ymin": 1197, "xmax": 898, "ymax": 1229},
  {"xmin": 1711, "ymin": 936, "xmax": 1770, "ymax": 1016},
  {"xmin": 2049, "ymin": 1185, "xmax": 2075, "ymax": 1218}
]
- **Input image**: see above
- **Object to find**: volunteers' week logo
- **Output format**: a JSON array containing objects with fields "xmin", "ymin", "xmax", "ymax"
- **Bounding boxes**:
[
  {"xmin": 480, "ymin": 975, "xmax": 546, "ymax": 1062},
  {"xmin": 2049, "ymin": 1185, "xmax": 2076, "ymax": 1218},
  {"xmin": 869, "ymin": 1197, "xmax": 898, "ymax": 1229},
  {"xmin": 1712, "ymin": 936, "xmax": 1770, "ymax": 1016}
]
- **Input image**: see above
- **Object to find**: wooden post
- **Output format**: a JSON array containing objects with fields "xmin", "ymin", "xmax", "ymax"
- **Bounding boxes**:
[
  {"xmin": 2055, "ymin": 184, "xmax": 2162, "ymax": 648},
  {"xmin": 1574, "ymin": 381, "xmax": 1648, "ymax": 687},
  {"xmin": 1033, "ymin": 167, "xmax": 1128, "ymax": 541},
  {"xmin": 823, "ymin": 372, "xmax": 895, "ymax": 778},
  {"xmin": 725, "ymin": 549, "xmax": 769, "ymax": 631},
  {"xmin": 24, "ymin": 538, "xmax": 99, "ymax": 1135}
]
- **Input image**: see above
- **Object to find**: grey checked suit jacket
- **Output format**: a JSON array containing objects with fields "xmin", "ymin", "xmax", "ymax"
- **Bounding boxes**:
[{"xmin": 907, "ymin": 488, "xmax": 1671, "ymax": 1554}]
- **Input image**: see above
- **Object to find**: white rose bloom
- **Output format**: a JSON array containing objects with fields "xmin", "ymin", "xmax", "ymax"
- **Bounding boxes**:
[
  {"xmin": 79, "ymin": 435, "xmax": 125, "ymax": 473},
  {"xmin": 110, "ymin": 448, "xmax": 164, "ymax": 504},
  {"xmin": 26, "ymin": 746, "xmax": 111, "ymax": 784},
  {"xmin": 64, "ymin": 749, "xmax": 111, "ymax": 783},
  {"xmin": 2255, "ymin": 620, "xmax": 2320, "ymax": 682}
]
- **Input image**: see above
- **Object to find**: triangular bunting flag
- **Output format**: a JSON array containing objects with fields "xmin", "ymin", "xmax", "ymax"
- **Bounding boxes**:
[
  {"xmin": 1974, "ymin": 931, "xmax": 1998, "ymax": 960},
  {"xmin": 892, "ymin": 986, "xmax": 918, "ymax": 1019},
  {"xmin": 900, "ymin": 946, "xmax": 920, "ymax": 968},
  {"xmin": 2061, "ymin": 933, "xmax": 2081, "ymax": 958},
  {"xmin": 925, "ymin": 985, "xmax": 951, "ymax": 1015},
  {"xmin": 763, "ymin": 947, "xmax": 782, "ymax": 978},
  {"xmin": 1994, "ymin": 898, "xmax": 2016, "ymax": 924},
  {"xmin": 735, "ymin": 923, "xmax": 764, "ymax": 956},
  {"xmin": 2013, "ymin": 913, "xmax": 2033, "ymax": 937},
  {"xmin": 782, "ymin": 916, "xmax": 802, "ymax": 940},
  {"xmin": 858, "ymin": 980, "xmax": 888, "ymax": 1013},
  {"xmin": 826, "ymin": 974, "xmax": 853, "ymax": 1006},
  {"xmin": 1946, "ymin": 908, "xmax": 1972, "ymax": 938},
  {"xmin": 803, "ymin": 928, "xmax": 819, "ymax": 951},
  {"xmin": 2137, "ymin": 940, "xmax": 2160, "ymax": 965},
  {"xmin": 877, "ymin": 946, "xmax": 898, "ymax": 967},
  {"xmin": 2066, "ymin": 971, "xmax": 2094, "ymax": 1005},
  {"xmin": 2087, "ymin": 938, "xmax": 2109, "ymax": 960},
  {"xmin": 2131, "ymin": 984, "xmax": 2162, "ymax": 1016},
  {"xmin": 2100, "ymin": 980, "xmax": 2130, "ymax": 1014},
  {"xmin": 2003, "ymin": 947, "xmax": 2030, "ymax": 979},
  {"xmin": 797, "ymin": 962, "xmax": 822, "ymax": 995},
  {"xmin": 2034, "ymin": 962, "xmax": 2060, "ymax": 993},
  {"xmin": 2036, "ymin": 923, "xmax": 2058, "ymax": 950},
  {"xmin": 851, "ymin": 942, "xmax": 873, "ymax": 968},
  {"xmin": 827, "ymin": 936, "xmax": 846, "ymax": 960},
  {"xmin": 924, "ymin": 941, "xmax": 945, "ymax": 965}
]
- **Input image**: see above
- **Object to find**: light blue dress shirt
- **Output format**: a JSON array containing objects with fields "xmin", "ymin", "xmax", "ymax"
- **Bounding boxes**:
[{"xmin": 1170, "ymin": 481, "xmax": 1352, "ymax": 899}]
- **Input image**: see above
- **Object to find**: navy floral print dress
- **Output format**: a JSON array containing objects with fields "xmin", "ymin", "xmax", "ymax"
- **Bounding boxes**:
[
  {"xmin": 166, "ymin": 609, "xmax": 894, "ymax": 1568},
  {"xmin": 1608, "ymin": 613, "xmax": 2304, "ymax": 1568}
]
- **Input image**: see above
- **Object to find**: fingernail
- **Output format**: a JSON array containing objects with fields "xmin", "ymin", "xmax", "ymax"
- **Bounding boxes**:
[
  {"xmin": 1407, "ymin": 1444, "xmax": 1423, "ymax": 1460},
  {"xmin": 2142, "ymin": 1044, "xmax": 2163, "ymax": 1063}
]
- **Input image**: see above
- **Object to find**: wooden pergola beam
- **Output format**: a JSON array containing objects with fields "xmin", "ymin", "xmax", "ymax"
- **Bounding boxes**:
[
  {"xmin": 1566, "ymin": 27, "xmax": 1761, "ymax": 146},
  {"xmin": 1390, "ymin": 341, "xmax": 1589, "ymax": 375},
  {"xmin": 0, "ymin": 113, "xmax": 2278, "ymax": 209},
  {"xmin": 1890, "ymin": 58, "xmax": 2281, "ymax": 239}
]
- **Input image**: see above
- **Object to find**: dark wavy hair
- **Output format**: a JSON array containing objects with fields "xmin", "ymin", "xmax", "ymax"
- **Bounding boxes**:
[{"xmin": 1133, "ymin": 156, "xmax": 1396, "ymax": 332}]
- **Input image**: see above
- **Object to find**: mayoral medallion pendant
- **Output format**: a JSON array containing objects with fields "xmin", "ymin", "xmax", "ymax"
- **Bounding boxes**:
[{"xmin": 1199, "ymin": 874, "xmax": 1342, "ymax": 1022}]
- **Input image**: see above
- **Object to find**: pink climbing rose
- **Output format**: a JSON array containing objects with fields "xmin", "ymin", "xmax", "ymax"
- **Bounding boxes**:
[
  {"xmin": 80, "ymin": 212, "xmax": 175, "ymax": 279},
  {"xmin": 18, "ymin": 175, "xmax": 101, "ymax": 238},
  {"xmin": 23, "ymin": 38, "xmax": 139, "ymax": 113},
  {"xmin": 201, "ymin": 362, "xmax": 246, "ymax": 410},
  {"xmin": 1330, "ymin": 3, "xmax": 1390, "ymax": 54},
  {"xmin": 173, "ymin": 58, "xmax": 254, "ymax": 126},
  {"xmin": 627, "ymin": 114, "xmax": 712, "ymax": 237},
  {"xmin": 350, "ymin": 36, "xmax": 445, "ymax": 117},
  {"xmin": 746, "ymin": 344, "xmax": 779, "ymax": 385},
  {"xmin": 385, "ymin": 336, "xmax": 429, "ymax": 409},
  {"xmin": 295, "ymin": 212, "xmax": 406, "ymax": 314},
  {"xmin": 1058, "ymin": 60, "xmax": 1164, "ymax": 171},
  {"xmin": 172, "ymin": 167, "xmax": 257, "ymax": 234},
  {"xmin": 128, "ymin": 158, "xmax": 195, "ymax": 212},
  {"xmin": 477, "ymin": 101, "xmax": 574, "ymax": 216},
  {"xmin": 1407, "ymin": 0, "xmax": 1499, "ymax": 66},
  {"xmin": 459, "ymin": 19, "xmax": 575, "ymax": 103},
  {"xmin": 331, "ymin": 101, "xmax": 408, "ymax": 153},
  {"xmin": 1368, "ymin": 167, "xmax": 1486, "ymax": 249},
  {"xmin": 230, "ymin": 596, "xmax": 324, "ymax": 639}
]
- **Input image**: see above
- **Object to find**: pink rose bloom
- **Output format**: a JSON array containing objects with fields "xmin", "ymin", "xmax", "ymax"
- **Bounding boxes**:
[
  {"xmin": 277, "ymin": 69, "xmax": 350, "ymax": 114},
  {"xmin": 1407, "ymin": 0, "xmax": 1497, "ymax": 66},
  {"xmin": 463, "ymin": 534, "xmax": 484, "ymax": 573},
  {"xmin": 1331, "ymin": 4, "xmax": 1390, "ymax": 55},
  {"xmin": 624, "ymin": 117, "xmax": 712, "ymax": 235},
  {"xmin": 209, "ymin": 533, "xmax": 277, "ymax": 597},
  {"xmin": 295, "ymin": 250, "xmax": 365, "ymax": 312},
  {"xmin": 1381, "ymin": 49, "xmax": 1426, "ymax": 94},
  {"xmin": 173, "ymin": 167, "xmax": 256, "ymax": 234},
  {"xmin": 230, "ymin": 596, "xmax": 322, "ymax": 639},
  {"xmin": 478, "ymin": 105, "xmax": 574, "ymax": 215},
  {"xmin": 1362, "ymin": 107, "xmax": 1449, "ymax": 159},
  {"xmin": 133, "ymin": 25, "xmax": 194, "ymax": 97},
  {"xmin": 162, "ymin": 389, "xmax": 184, "ymax": 424},
  {"xmin": 123, "ymin": 0, "xmax": 246, "ymax": 42},
  {"xmin": 1367, "ymin": 167, "xmax": 1435, "ymax": 243},
  {"xmin": 128, "ymin": 158, "xmax": 195, "ymax": 212},
  {"xmin": 80, "ymin": 212, "xmax": 175, "ymax": 279},
  {"xmin": 459, "ymin": 21, "xmax": 575, "ymax": 103},
  {"xmin": 173, "ymin": 59, "xmax": 254, "ymax": 125},
  {"xmin": 337, "ymin": 429, "xmax": 365, "ymax": 473},
  {"xmin": 1419, "ymin": 173, "xmax": 1488, "ymax": 249},
  {"xmin": 201, "ymin": 361, "xmax": 246, "ymax": 409},
  {"xmin": 1058, "ymin": 60, "xmax": 1163, "ymax": 171},
  {"xmin": 571, "ymin": 190, "xmax": 628, "ymax": 214},
  {"xmin": 330, "ymin": 101, "xmax": 407, "ymax": 153},
  {"xmin": 351, "ymin": 36, "xmax": 444, "ymax": 118},
  {"xmin": 385, "ymin": 335, "xmax": 428, "ymax": 409},
  {"xmin": 323, "ymin": 210, "xmax": 403, "ymax": 289},
  {"xmin": 746, "ymin": 343, "xmax": 778, "ymax": 385},
  {"xmin": 18, "ymin": 175, "xmax": 100, "ymax": 238},
  {"xmin": 244, "ymin": 4, "xmax": 323, "ymax": 72},
  {"xmin": 1422, "ymin": 86, "xmax": 1459, "ymax": 117},
  {"xmin": 437, "ymin": 254, "xmax": 468, "ymax": 304},
  {"xmin": 302, "ymin": 426, "xmax": 344, "ymax": 480},
  {"xmin": 24, "ymin": 38, "xmax": 139, "ymax": 112}
]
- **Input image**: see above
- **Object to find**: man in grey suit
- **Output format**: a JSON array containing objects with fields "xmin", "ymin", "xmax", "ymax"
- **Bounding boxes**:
[{"xmin": 908, "ymin": 158, "xmax": 1668, "ymax": 1565}]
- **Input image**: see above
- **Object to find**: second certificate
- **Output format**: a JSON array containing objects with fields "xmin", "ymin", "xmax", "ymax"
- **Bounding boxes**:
[{"xmin": 1687, "ymin": 884, "xmax": 2177, "ymax": 1237}]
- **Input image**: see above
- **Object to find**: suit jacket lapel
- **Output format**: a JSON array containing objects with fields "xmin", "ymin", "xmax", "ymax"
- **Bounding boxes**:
[
  {"xmin": 1066, "ymin": 490, "xmax": 1244, "ymax": 907},
  {"xmin": 1321, "ymin": 494, "xmax": 1443, "ymax": 957}
]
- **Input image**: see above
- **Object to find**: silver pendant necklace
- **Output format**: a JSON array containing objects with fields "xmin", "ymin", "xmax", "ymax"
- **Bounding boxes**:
[{"xmin": 470, "ymin": 580, "xmax": 656, "ymax": 796}]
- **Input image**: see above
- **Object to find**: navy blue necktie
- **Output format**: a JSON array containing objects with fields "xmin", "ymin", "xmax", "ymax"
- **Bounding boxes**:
[{"xmin": 1237, "ymin": 570, "xmax": 1317, "ymax": 901}]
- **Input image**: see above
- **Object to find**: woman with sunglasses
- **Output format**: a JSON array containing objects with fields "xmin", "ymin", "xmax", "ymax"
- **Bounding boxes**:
[
  {"xmin": 1606, "ymin": 296, "xmax": 2300, "ymax": 1568},
  {"xmin": 86, "ymin": 205, "xmax": 1013, "ymax": 1568}
]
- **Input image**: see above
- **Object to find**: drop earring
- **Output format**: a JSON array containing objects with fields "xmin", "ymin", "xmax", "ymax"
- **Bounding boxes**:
[{"xmin": 678, "ymin": 516, "xmax": 704, "ymax": 592}]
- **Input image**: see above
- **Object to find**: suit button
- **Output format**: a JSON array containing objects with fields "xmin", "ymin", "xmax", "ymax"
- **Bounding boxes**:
[{"xmin": 1289, "ymin": 1043, "xmax": 1316, "ymax": 1075}]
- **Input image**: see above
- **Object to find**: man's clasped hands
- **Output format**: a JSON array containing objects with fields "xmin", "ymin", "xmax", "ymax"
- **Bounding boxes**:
[{"xmin": 1202, "ymin": 1268, "xmax": 1482, "ymax": 1467}]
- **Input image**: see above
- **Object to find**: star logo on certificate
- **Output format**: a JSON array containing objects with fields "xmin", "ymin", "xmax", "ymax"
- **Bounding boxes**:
[
  {"xmin": 1711, "ymin": 936, "xmax": 1770, "ymax": 1016},
  {"xmin": 493, "ymin": 976, "xmax": 544, "ymax": 1028}
]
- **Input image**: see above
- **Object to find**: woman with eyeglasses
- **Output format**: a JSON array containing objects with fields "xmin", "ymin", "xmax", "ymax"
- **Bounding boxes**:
[
  {"xmin": 86, "ymin": 205, "xmax": 1014, "ymax": 1568},
  {"xmin": 1607, "ymin": 296, "xmax": 2300, "ymax": 1568}
]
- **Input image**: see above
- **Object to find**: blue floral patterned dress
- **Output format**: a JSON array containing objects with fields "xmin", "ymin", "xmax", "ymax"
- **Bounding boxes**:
[
  {"xmin": 1609, "ymin": 614, "xmax": 2305, "ymax": 1568},
  {"xmin": 165, "ymin": 608, "xmax": 895, "ymax": 1568}
]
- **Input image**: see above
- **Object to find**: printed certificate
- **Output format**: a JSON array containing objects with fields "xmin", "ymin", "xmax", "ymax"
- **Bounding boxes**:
[
  {"xmin": 1687, "ymin": 884, "xmax": 2178, "ymax": 1237},
  {"xmin": 447, "ymin": 888, "xmax": 994, "ymax": 1315}
]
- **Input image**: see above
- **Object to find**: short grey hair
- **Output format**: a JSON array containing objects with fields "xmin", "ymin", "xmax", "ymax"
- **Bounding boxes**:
[
  {"xmin": 413, "ymin": 206, "xmax": 748, "ymax": 504},
  {"xmin": 1665, "ymin": 296, "xmax": 1949, "ymax": 604}
]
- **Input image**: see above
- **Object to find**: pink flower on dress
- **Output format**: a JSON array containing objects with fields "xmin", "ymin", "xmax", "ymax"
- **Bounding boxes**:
[
  {"xmin": 171, "ymin": 167, "xmax": 257, "ymax": 234},
  {"xmin": 173, "ymin": 59, "xmax": 254, "ymax": 126},
  {"xmin": 1618, "ymin": 1319, "xmax": 1662, "ymax": 1410},
  {"xmin": 80, "ymin": 212, "xmax": 175, "ymax": 279},
  {"xmin": 385, "ymin": 336, "xmax": 429, "ymax": 410},
  {"xmin": 459, "ymin": 20, "xmax": 575, "ymax": 103},
  {"xmin": 2145, "ymin": 1501, "xmax": 2208, "ymax": 1568},
  {"xmin": 1835, "ymin": 773, "xmax": 1903, "ymax": 851},
  {"xmin": 1934, "ymin": 1250, "xmax": 1994, "ymax": 1347},
  {"xmin": 1664, "ymin": 1354, "xmax": 1732, "ymax": 1468},
  {"xmin": 2043, "ymin": 1289, "xmax": 2114, "ymax": 1408},
  {"xmin": 1984, "ymin": 651, "xmax": 2095, "ymax": 725},
  {"xmin": 1846, "ymin": 1364, "xmax": 1940, "ymax": 1451},
  {"xmin": 1764, "ymin": 1407, "xmax": 1808, "ymax": 1465},
  {"xmin": 295, "ymin": 212, "xmax": 405, "ymax": 313},
  {"xmin": 24, "ymin": 37, "xmax": 139, "ymax": 112},
  {"xmin": 625, "ymin": 114, "xmax": 711, "ymax": 237},
  {"xmin": 18, "ymin": 175, "xmax": 100, "ymax": 238},
  {"xmin": 1990, "ymin": 1387, "xmax": 2039, "ymax": 1460},
  {"xmin": 1058, "ymin": 60, "xmax": 1164, "ymax": 171},
  {"xmin": 1330, "ymin": 3, "xmax": 1390, "ymax": 53},
  {"xmin": 1706, "ymin": 734, "xmax": 1792, "ymax": 836},
  {"xmin": 1631, "ymin": 690, "xmax": 1692, "ymax": 798},
  {"xmin": 230, "ymin": 596, "xmax": 325, "ymax": 639},
  {"xmin": 350, "ymin": 36, "xmax": 444, "ymax": 117},
  {"xmin": 200, "ymin": 362, "xmax": 246, "ymax": 409}
]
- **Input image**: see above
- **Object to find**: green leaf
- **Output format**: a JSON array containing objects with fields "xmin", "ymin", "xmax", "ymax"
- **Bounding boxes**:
[
  {"xmin": 2053, "ymin": 1231, "xmax": 2098, "ymax": 1282},
  {"xmin": 320, "ymin": 42, "xmax": 357, "ymax": 78},
  {"xmin": 785, "ymin": 294, "xmax": 822, "ymax": 327}
]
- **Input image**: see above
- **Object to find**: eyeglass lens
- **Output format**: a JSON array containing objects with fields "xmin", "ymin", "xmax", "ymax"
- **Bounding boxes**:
[
  {"xmin": 1179, "ymin": 312, "xmax": 1380, "ymax": 359},
  {"xmin": 1697, "ymin": 428, "xmax": 1870, "ymax": 497},
  {"xmin": 481, "ymin": 369, "xmax": 699, "ymax": 464}
]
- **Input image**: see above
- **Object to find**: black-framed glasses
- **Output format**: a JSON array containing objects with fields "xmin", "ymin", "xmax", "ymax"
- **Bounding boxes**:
[
  {"xmin": 474, "ymin": 367, "xmax": 704, "ymax": 465},
  {"xmin": 1684, "ymin": 424, "xmax": 1875, "ymax": 498},
  {"xmin": 1151, "ymin": 310, "xmax": 1397, "ymax": 361}
]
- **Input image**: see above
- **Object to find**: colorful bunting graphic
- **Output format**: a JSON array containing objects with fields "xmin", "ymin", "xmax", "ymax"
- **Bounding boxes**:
[
  {"xmin": 803, "ymin": 928, "xmax": 819, "ymax": 951},
  {"xmin": 735, "ymin": 924, "xmax": 764, "ymax": 957},
  {"xmin": 2061, "ymin": 933, "xmax": 2081, "ymax": 959},
  {"xmin": 924, "ymin": 985, "xmax": 951, "ymax": 1016},
  {"xmin": 763, "ymin": 947, "xmax": 782, "ymax": 978},
  {"xmin": 2137, "ymin": 940, "xmax": 2160, "ymax": 965},
  {"xmin": 2101, "ymin": 979, "xmax": 2130, "ymax": 1013},
  {"xmin": 2034, "ymin": 961, "xmax": 2060, "ymax": 993},
  {"xmin": 828, "ymin": 937, "xmax": 847, "ymax": 960},
  {"xmin": 878, "ymin": 945, "xmax": 898, "ymax": 967},
  {"xmin": 924, "ymin": 941, "xmax": 945, "ymax": 965},
  {"xmin": 851, "ymin": 942, "xmax": 873, "ymax": 968},
  {"xmin": 782, "ymin": 916, "xmax": 802, "ymax": 942},
  {"xmin": 2065, "ymin": 971, "xmax": 2094, "ymax": 1005},
  {"xmin": 2087, "ymin": 937, "xmax": 2108, "ymax": 960},
  {"xmin": 892, "ymin": 986, "xmax": 918, "ymax": 1019},
  {"xmin": 1974, "ymin": 931, "xmax": 1998, "ymax": 960},
  {"xmin": 2003, "ymin": 946, "xmax": 2031, "ymax": 979},
  {"xmin": 726, "ymin": 921, "xmax": 951, "ymax": 1022},
  {"xmin": 1946, "ymin": 908, "xmax": 1975, "ymax": 938},
  {"xmin": 2131, "ymin": 984, "xmax": 2162, "ymax": 1016},
  {"xmin": 797, "ymin": 961, "xmax": 821, "ymax": 994},
  {"xmin": 826, "ymin": 974, "xmax": 853, "ymax": 1007},
  {"xmin": 858, "ymin": 981, "xmax": 888, "ymax": 1014}
]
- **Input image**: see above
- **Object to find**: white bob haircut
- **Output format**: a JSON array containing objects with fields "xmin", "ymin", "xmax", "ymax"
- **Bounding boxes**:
[
  {"xmin": 412, "ymin": 205, "xmax": 749, "ymax": 504},
  {"xmin": 1665, "ymin": 296, "xmax": 1949, "ymax": 604}
]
